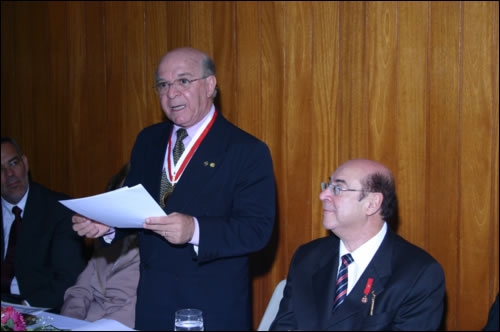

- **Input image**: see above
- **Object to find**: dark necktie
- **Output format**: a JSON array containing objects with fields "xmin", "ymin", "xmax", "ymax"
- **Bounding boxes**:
[
  {"xmin": 173, "ymin": 128, "xmax": 188, "ymax": 165},
  {"xmin": 333, "ymin": 253, "xmax": 354, "ymax": 312},
  {"xmin": 159, "ymin": 129, "xmax": 188, "ymax": 208},
  {"xmin": 1, "ymin": 206, "xmax": 22, "ymax": 294}
]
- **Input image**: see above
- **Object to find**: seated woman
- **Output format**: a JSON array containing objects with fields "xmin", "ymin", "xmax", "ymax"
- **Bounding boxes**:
[{"xmin": 60, "ymin": 163, "xmax": 139, "ymax": 328}]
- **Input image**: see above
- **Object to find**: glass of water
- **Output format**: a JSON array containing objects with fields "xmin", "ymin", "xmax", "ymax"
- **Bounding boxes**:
[{"xmin": 174, "ymin": 308, "xmax": 204, "ymax": 331}]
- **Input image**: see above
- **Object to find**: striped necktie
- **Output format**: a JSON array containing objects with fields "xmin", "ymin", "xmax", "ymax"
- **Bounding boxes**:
[{"xmin": 333, "ymin": 253, "xmax": 354, "ymax": 312}]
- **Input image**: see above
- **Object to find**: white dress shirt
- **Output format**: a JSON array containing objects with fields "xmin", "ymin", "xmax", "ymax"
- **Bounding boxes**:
[{"xmin": 338, "ymin": 222, "xmax": 387, "ymax": 295}]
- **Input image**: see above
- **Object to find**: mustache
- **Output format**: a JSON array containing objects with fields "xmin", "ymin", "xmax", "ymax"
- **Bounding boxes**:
[
  {"xmin": 322, "ymin": 203, "xmax": 335, "ymax": 212},
  {"xmin": 4, "ymin": 177, "xmax": 21, "ymax": 185}
]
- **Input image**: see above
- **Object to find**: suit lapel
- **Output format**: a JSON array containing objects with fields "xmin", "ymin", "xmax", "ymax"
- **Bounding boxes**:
[
  {"xmin": 167, "ymin": 113, "xmax": 229, "ymax": 213},
  {"xmin": 312, "ymin": 247, "xmax": 340, "ymax": 328},
  {"xmin": 145, "ymin": 122, "xmax": 173, "ymax": 205},
  {"xmin": 16, "ymin": 183, "xmax": 41, "ymax": 265}
]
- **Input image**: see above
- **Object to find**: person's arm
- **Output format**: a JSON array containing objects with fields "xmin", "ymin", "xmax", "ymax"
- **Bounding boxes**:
[
  {"xmin": 25, "ymin": 206, "xmax": 87, "ymax": 311},
  {"xmin": 60, "ymin": 258, "xmax": 97, "ymax": 320},
  {"xmin": 391, "ymin": 261, "xmax": 445, "ymax": 330},
  {"xmin": 196, "ymin": 141, "xmax": 276, "ymax": 262},
  {"xmin": 98, "ymin": 245, "xmax": 140, "ymax": 328}
]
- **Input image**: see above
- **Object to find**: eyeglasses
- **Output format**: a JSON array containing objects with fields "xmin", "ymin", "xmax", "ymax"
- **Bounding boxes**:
[
  {"xmin": 153, "ymin": 77, "xmax": 208, "ymax": 95},
  {"xmin": 321, "ymin": 182, "xmax": 368, "ymax": 196}
]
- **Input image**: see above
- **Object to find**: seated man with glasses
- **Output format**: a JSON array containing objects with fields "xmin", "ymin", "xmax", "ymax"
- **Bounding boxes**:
[{"xmin": 271, "ymin": 159, "xmax": 445, "ymax": 331}]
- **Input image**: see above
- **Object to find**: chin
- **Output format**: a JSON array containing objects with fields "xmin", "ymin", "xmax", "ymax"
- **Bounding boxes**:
[{"xmin": 322, "ymin": 219, "xmax": 337, "ymax": 231}]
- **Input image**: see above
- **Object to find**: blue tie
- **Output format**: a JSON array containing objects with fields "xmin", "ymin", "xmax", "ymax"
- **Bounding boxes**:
[{"xmin": 333, "ymin": 253, "xmax": 354, "ymax": 312}]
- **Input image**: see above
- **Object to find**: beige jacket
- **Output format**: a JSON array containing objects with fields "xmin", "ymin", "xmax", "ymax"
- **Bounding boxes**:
[{"xmin": 61, "ymin": 235, "xmax": 139, "ymax": 328}]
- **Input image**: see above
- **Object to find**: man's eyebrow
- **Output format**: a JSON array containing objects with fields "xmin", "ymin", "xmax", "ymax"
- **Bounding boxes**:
[
  {"xmin": 333, "ymin": 179, "xmax": 347, "ymax": 185},
  {"xmin": 177, "ymin": 72, "xmax": 193, "ymax": 78},
  {"xmin": 155, "ymin": 72, "xmax": 194, "ymax": 83},
  {"xmin": 2, "ymin": 156, "xmax": 19, "ymax": 167}
]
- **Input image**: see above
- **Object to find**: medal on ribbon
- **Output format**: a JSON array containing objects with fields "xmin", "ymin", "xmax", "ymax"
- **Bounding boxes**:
[{"xmin": 361, "ymin": 278, "xmax": 374, "ymax": 303}]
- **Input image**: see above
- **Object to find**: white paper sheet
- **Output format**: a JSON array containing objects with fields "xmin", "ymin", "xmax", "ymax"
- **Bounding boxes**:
[
  {"xmin": 59, "ymin": 184, "xmax": 166, "ymax": 228},
  {"xmin": 72, "ymin": 318, "xmax": 136, "ymax": 331}
]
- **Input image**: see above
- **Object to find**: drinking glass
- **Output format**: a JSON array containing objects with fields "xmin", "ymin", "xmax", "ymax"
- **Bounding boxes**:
[{"xmin": 174, "ymin": 308, "xmax": 204, "ymax": 331}]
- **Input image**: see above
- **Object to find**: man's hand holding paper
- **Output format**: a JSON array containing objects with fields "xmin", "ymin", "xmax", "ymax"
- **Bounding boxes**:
[
  {"xmin": 144, "ymin": 212, "xmax": 195, "ymax": 244},
  {"xmin": 72, "ymin": 215, "xmax": 110, "ymax": 238},
  {"xmin": 60, "ymin": 184, "xmax": 167, "ymax": 239}
]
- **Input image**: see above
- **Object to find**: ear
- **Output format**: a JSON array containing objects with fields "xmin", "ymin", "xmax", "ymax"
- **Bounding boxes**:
[
  {"xmin": 22, "ymin": 154, "xmax": 29, "ymax": 173},
  {"xmin": 205, "ymin": 75, "xmax": 217, "ymax": 98},
  {"xmin": 365, "ymin": 192, "xmax": 383, "ymax": 216}
]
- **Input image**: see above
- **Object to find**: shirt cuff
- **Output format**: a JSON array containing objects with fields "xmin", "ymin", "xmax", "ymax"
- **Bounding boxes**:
[
  {"xmin": 188, "ymin": 217, "xmax": 200, "ymax": 246},
  {"xmin": 103, "ymin": 228, "xmax": 116, "ymax": 243}
]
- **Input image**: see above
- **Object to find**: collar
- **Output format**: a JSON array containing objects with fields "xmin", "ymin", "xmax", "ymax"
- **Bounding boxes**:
[
  {"xmin": 172, "ymin": 105, "xmax": 215, "ymax": 141},
  {"xmin": 339, "ymin": 222, "xmax": 387, "ymax": 274}
]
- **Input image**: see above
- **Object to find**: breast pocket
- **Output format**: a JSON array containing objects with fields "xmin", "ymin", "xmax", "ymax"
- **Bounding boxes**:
[{"xmin": 359, "ymin": 311, "xmax": 394, "ymax": 330}]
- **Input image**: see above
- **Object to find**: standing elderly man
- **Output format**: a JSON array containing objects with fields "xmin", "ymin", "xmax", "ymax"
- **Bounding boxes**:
[
  {"xmin": 1, "ymin": 137, "xmax": 86, "ymax": 311},
  {"xmin": 72, "ymin": 47, "xmax": 276, "ymax": 330},
  {"xmin": 271, "ymin": 159, "xmax": 445, "ymax": 331}
]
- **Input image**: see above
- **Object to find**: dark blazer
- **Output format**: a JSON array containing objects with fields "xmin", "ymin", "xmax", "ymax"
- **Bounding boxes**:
[
  {"xmin": 271, "ymin": 229, "xmax": 446, "ymax": 331},
  {"xmin": 121, "ymin": 112, "xmax": 276, "ymax": 331},
  {"xmin": 2, "ymin": 181, "xmax": 86, "ymax": 312},
  {"xmin": 483, "ymin": 293, "xmax": 499, "ymax": 331}
]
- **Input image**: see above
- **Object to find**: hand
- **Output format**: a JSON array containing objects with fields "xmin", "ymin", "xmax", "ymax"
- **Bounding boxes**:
[
  {"xmin": 143, "ymin": 212, "xmax": 195, "ymax": 245},
  {"xmin": 72, "ymin": 214, "xmax": 110, "ymax": 238}
]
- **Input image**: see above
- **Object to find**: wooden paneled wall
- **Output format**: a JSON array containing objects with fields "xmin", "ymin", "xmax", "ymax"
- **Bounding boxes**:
[{"xmin": 1, "ymin": 1, "xmax": 498, "ymax": 330}]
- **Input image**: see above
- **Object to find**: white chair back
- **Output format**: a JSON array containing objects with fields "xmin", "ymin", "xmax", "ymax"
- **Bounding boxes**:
[{"xmin": 257, "ymin": 279, "xmax": 287, "ymax": 331}]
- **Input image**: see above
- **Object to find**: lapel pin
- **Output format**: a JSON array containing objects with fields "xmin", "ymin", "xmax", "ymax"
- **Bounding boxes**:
[
  {"xmin": 210, "ymin": 162, "xmax": 215, "ymax": 168},
  {"xmin": 370, "ymin": 291, "xmax": 376, "ymax": 316},
  {"xmin": 204, "ymin": 161, "xmax": 209, "ymax": 166},
  {"xmin": 361, "ymin": 278, "xmax": 374, "ymax": 303}
]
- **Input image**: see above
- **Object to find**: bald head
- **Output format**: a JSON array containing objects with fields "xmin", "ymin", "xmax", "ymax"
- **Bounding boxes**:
[
  {"xmin": 336, "ymin": 159, "xmax": 397, "ymax": 220},
  {"xmin": 156, "ymin": 48, "xmax": 216, "ymax": 82},
  {"xmin": 154, "ymin": 47, "xmax": 217, "ymax": 128},
  {"xmin": 337, "ymin": 159, "xmax": 392, "ymax": 180}
]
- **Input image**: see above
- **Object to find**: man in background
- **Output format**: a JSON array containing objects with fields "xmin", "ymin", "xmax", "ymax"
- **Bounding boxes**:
[
  {"xmin": 1, "ymin": 136, "xmax": 86, "ymax": 312},
  {"xmin": 271, "ymin": 159, "xmax": 445, "ymax": 330}
]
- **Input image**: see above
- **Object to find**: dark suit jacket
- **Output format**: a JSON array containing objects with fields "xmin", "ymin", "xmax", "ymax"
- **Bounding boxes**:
[
  {"xmin": 120, "ymin": 112, "xmax": 276, "ymax": 330},
  {"xmin": 1, "ymin": 181, "xmax": 86, "ymax": 312},
  {"xmin": 271, "ymin": 229, "xmax": 445, "ymax": 331},
  {"xmin": 483, "ymin": 293, "xmax": 499, "ymax": 331}
]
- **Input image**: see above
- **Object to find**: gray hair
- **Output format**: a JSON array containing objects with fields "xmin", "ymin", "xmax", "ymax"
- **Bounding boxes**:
[
  {"xmin": 1, "ymin": 136, "xmax": 24, "ymax": 157},
  {"xmin": 201, "ymin": 54, "xmax": 218, "ymax": 99}
]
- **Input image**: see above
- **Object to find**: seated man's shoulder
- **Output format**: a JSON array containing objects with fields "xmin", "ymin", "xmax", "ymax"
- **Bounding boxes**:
[
  {"xmin": 390, "ymin": 232, "xmax": 444, "ymax": 274},
  {"xmin": 30, "ymin": 181, "xmax": 71, "ymax": 200},
  {"xmin": 27, "ymin": 181, "xmax": 74, "ymax": 222},
  {"xmin": 293, "ymin": 236, "xmax": 339, "ymax": 261}
]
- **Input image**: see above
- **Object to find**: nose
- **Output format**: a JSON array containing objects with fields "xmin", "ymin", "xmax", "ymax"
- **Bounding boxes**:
[
  {"xmin": 319, "ymin": 187, "xmax": 330, "ymax": 201},
  {"xmin": 166, "ymin": 83, "xmax": 180, "ymax": 99},
  {"xmin": 4, "ymin": 166, "xmax": 15, "ymax": 177}
]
